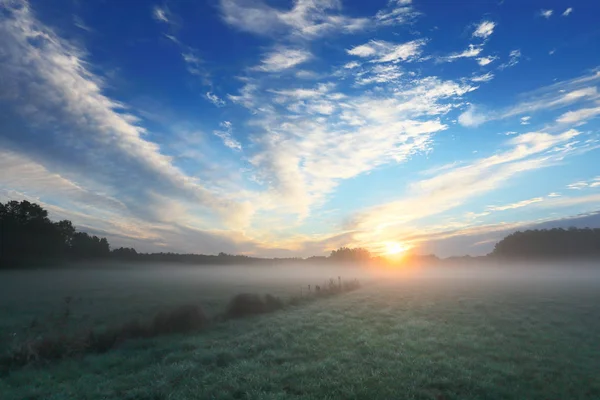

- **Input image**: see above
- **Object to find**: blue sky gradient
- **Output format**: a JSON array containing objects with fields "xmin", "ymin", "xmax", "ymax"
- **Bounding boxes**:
[{"xmin": 1, "ymin": 0, "xmax": 600, "ymax": 257}]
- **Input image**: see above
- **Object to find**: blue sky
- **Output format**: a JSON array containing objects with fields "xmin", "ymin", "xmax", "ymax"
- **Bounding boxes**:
[{"xmin": 1, "ymin": 0, "xmax": 600, "ymax": 257}]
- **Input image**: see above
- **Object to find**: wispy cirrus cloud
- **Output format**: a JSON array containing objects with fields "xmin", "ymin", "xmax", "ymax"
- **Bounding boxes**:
[
  {"xmin": 219, "ymin": 0, "xmax": 369, "ymax": 39},
  {"xmin": 346, "ymin": 129, "xmax": 591, "ymax": 247},
  {"xmin": 213, "ymin": 121, "xmax": 242, "ymax": 151},
  {"xmin": 487, "ymin": 197, "xmax": 544, "ymax": 211},
  {"xmin": 567, "ymin": 177, "xmax": 600, "ymax": 190},
  {"xmin": 459, "ymin": 69, "xmax": 600, "ymax": 127},
  {"xmin": 498, "ymin": 49, "xmax": 521, "ymax": 70},
  {"xmin": 228, "ymin": 71, "xmax": 476, "ymax": 219},
  {"xmin": 562, "ymin": 7, "xmax": 573, "ymax": 17},
  {"xmin": 471, "ymin": 72, "xmax": 495, "ymax": 82},
  {"xmin": 254, "ymin": 47, "xmax": 312, "ymax": 72},
  {"xmin": 153, "ymin": 6, "xmax": 171, "ymax": 24},
  {"xmin": 347, "ymin": 39, "xmax": 426, "ymax": 63},
  {"xmin": 442, "ymin": 44, "xmax": 483, "ymax": 62},
  {"xmin": 0, "ymin": 0, "xmax": 249, "ymax": 229},
  {"xmin": 206, "ymin": 92, "xmax": 226, "ymax": 107},
  {"xmin": 375, "ymin": 0, "xmax": 420, "ymax": 26},
  {"xmin": 539, "ymin": 9, "xmax": 553, "ymax": 19},
  {"xmin": 556, "ymin": 104, "xmax": 600, "ymax": 125}
]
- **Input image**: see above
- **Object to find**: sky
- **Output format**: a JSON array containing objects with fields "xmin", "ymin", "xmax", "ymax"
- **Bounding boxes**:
[{"xmin": 1, "ymin": 0, "xmax": 600, "ymax": 258}]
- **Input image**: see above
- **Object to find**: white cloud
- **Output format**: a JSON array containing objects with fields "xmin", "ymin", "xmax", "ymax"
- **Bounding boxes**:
[
  {"xmin": 540, "ymin": 9, "xmax": 553, "ymax": 19},
  {"xmin": 0, "ymin": 0, "xmax": 250, "ymax": 229},
  {"xmin": 219, "ymin": 0, "xmax": 370, "ymax": 39},
  {"xmin": 548, "ymin": 192, "xmax": 561, "ymax": 197},
  {"xmin": 347, "ymin": 129, "xmax": 587, "ymax": 244},
  {"xmin": 556, "ymin": 105, "xmax": 600, "ymax": 124},
  {"xmin": 343, "ymin": 61, "xmax": 361, "ymax": 69},
  {"xmin": 443, "ymin": 44, "xmax": 483, "ymax": 61},
  {"xmin": 355, "ymin": 64, "xmax": 404, "ymax": 85},
  {"xmin": 254, "ymin": 47, "xmax": 312, "ymax": 72},
  {"xmin": 206, "ymin": 92, "xmax": 226, "ymax": 107},
  {"xmin": 473, "ymin": 20, "xmax": 496, "ymax": 39},
  {"xmin": 487, "ymin": 197, "xmax": 543, "ymax": 211},
  {"xmin": 471, "ymin": 72, "xmax": 494, "ymax": 82},
  {"xmin": 295, "ymin": 70, "xmax": 319, "ymax": 79},
  {"xmin": 498, "ymin": 49, "xmax": 521, "ymax": 69},
  {"xmin": 234, "ymin": 76, "xmax": 473, "ymax": 218},
  {"xmin": 476, "ymin": 56, "xmax": 497, "ymax": 66},
  {"xmin": 153, "ymin": 6, "xmax": 170, "ymax": 23},
  {"xmin": 347, "ymin": 43, "xmax": 378, "ymax": 57},
  {"xmin": 459, "ymin": 70, "xmax": 600, "ymax": 127},
  {"xmin": 347, "ymin": 39, "xmax": 426, "ymax": 63},
  {"xmin": 520, "ymin": 116, "xmax": 531, "ymax": 125},
  {"xmin": 375, "ymin": 0, "xmax": 420, "ymax": 26},
  {"xmin": 213, "ymin": 121, "xmax": 242, "ymax": 151},
  {"xmin": 458, "ymin": 105, "xmax": 487, "ymax": 127},
  {"xmin": 567, "ymin": 177, "xmax": 600, "ymax": 190},
  {"xmin": 562, "ymin": 7, "xmax": 573, "ymax": 17}
]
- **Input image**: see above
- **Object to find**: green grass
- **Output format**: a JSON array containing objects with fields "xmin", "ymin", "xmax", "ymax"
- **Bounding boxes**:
[{"xmin": 1, "ymin": 266, "xmax": 600, "ymax": 399}]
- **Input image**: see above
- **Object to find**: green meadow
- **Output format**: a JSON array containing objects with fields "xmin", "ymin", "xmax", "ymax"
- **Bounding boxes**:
[{"xmin": 1, "ymin": 264, "xmax": 599, "ymax": 400}]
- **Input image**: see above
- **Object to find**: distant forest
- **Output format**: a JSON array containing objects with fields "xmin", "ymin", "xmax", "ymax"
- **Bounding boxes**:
[
  {"xmin": 0, "ymin": 200, "xmax": 370, "ymax": 268},
  {"xmin": 491, "ymin": 228, "xmax": 600, "ymax": 259},
  {"xmin": 2, "ymin": 200, "xmax": 600, "ymax": 268}
]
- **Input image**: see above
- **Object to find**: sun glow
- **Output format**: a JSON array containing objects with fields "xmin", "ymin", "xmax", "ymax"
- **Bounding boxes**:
[{"xmin": 385, "ymin": 241, "xmax": 408, "ymax": 255}]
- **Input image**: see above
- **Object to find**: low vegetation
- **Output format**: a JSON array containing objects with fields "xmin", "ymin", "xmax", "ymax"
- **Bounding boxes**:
[{"xmin": 1, "ymin": 276, "xmax": 361, "ymax": 373}]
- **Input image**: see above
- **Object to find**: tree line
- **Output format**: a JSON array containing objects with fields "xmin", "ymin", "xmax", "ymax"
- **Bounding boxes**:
[
  {"xmin": 0, "ymin": 200, "xmax": 110, "ymax": 267},
  {"xmin": 0, "ymin": 200, "xmax": 374, "ymax": 268},
  {"xmin": 3, "ymin": 200, "xmax": 599, "ymax": 268},
  {"xmin": 491, "ymin": 227, "xmax": 600, "ymax": 259}
]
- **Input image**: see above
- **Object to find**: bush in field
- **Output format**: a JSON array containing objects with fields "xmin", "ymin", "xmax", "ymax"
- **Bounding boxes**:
[
  {"xmin": 224, "ymin": 293, "xmax": 284, "ymax": 319},
  {"xmin": 152, "ymin": 305, "xmax": 208, "ymax": 334}
]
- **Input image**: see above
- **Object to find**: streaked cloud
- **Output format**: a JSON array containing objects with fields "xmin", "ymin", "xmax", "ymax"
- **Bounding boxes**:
[
  {"xmin": 206, "ymin": 92, "xmax": 226, "ymax": 107},
  {"xmin": 347, "ymin": 39, "xmax": 426, "ymax": 63},
  {"xmin": 219, "ymin": 0, "xmax": 369, "ymax": 39},
  {"xmin": 487, "ymin": 197, "xmax": 544, "ymax": 211},
  {"xmin": 540, "ymin": 9, "xmax": 553, "ymax": 19},
  {"xmin": 153, "ymin": 6, "xmax": 170, "ymax": 23},
  {"xmin": 471, "ymin": 72, "xmax": 495, "ymax": 82},
  {"xmin": 0, "ymin": 0, "xmax": 250, "ymax": 229},
  {"xmin": 443, "ymin": 44, "xmax": 483, "ymax": 62},
  {"xmin": 459, "ymin": 70, "xmax": 600, "ymax": 127},
  {"xmin": 562, "ymin": 7, "xmax": 573, "ymax": 17},
  {"xmin": 557, "ymin": 105, "xmax": 600, "ymax": 124},
  {"xmin": 498, "ymin": 49, "xmax": 521, "ymax": 69},
  {"xmin": 254, "ymin": 47, "xmax": 312, "ymax": 72},
  {"xmin": 213, "ymin": 121, "xmax": 242, "ymax": 151}
]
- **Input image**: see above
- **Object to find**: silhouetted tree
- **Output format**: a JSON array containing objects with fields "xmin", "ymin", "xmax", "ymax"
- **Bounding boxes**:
[
  {"xmin": 0, "ymin": 200, "xmax": 111, "ymax": 267},
  {"xmin": 112, "ymin": 247, "xmax": 138, "ymax": 260},
  {"xmin": 329, "ymin": 247, "xmax": 372, "ymax": 264}
]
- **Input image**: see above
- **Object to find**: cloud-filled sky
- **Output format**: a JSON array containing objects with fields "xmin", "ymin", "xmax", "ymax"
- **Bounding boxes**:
[{"xmin": 1, "ymin": 0, "xmax": 600, "ymax": 257}]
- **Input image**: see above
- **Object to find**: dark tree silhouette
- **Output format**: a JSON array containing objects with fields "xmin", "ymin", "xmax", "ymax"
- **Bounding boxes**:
[
  {"xmin": 0, "ymin": 200, "xmax": 111, "ymax": 267},
  {"xmin": 491, "ymin": 228, "xmax": 600, "ymax": 259},
  {"xmin": 329, "ymin": 247, "xmax": 372, "ymax": 263}
]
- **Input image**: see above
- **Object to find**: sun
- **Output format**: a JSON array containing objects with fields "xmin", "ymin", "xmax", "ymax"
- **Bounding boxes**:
[{"xmin": 385, "ymin": 242, "xmax": 408, "ymax": 255}]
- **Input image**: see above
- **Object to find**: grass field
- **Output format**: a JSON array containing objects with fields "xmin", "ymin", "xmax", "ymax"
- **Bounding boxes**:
[{"xmin": 1, "ymin": 263, "xmax": 600, "ymax": 399}]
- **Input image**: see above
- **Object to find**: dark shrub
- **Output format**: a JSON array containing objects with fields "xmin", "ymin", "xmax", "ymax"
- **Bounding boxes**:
[
  {"xmin": 224, "ymin": 293, "xmax": 283, "ymax": 319},
  {"xmin": 264, "ymin": 294, "xmax": 284, "ymax": 312},
  {"xmin": 152, "ymin": 305, "xmax": 208, "ymax": 334},
  {"xmin": 225, "ymin": 293, "xmax": 265, "ymax": 319}
]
